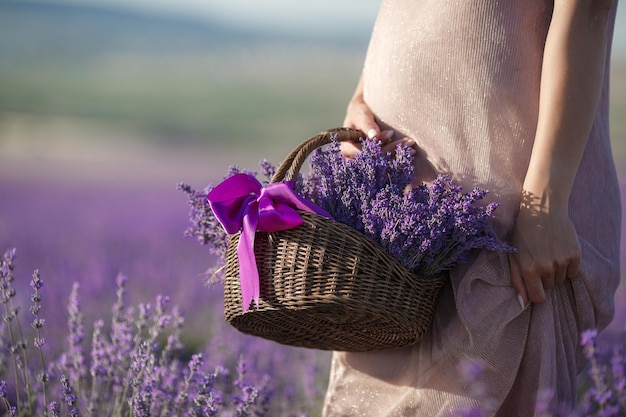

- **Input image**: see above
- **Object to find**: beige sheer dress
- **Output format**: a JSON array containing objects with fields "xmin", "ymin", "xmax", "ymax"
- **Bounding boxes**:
[{"xmin": 322, "ymin": 1, "xmax": 621, "ymax": 416}]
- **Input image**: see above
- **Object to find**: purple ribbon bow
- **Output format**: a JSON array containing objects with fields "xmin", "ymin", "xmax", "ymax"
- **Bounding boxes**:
[{"xmin": 207, "ymin": 173, "xmax": 331, "ymax": 312}]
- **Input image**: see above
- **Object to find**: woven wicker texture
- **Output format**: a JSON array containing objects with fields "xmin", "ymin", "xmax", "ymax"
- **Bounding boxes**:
[{"xmin": 223, "ymin": 128, "xmax": 449, "ymax": 351}]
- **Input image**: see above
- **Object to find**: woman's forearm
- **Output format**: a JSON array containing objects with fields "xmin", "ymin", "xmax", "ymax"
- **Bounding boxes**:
[{"xmin": 523, "ymin": 0, "xmax": 613, "ymax": 210}]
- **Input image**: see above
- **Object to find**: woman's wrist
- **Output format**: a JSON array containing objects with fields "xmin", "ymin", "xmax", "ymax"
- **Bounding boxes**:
[{"xmin": 521, "ymin": 175, "xmax": 571, "ymax": 214}]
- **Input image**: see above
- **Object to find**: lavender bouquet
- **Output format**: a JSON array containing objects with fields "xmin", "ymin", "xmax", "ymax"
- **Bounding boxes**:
[{"xmin": 299, "ymin": 138, "xmax": 514, "ymax": 277}]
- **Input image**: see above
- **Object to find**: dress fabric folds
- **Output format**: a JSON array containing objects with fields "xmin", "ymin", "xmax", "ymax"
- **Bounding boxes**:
[{"xmin": 322, "ymin": 1, "xmax": 621, "ymax": 416}]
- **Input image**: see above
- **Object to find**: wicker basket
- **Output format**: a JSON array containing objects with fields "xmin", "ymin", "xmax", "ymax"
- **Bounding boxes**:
[{"xmin": 223, "ymin": 127, "xmax": 449, "ymax": 351}]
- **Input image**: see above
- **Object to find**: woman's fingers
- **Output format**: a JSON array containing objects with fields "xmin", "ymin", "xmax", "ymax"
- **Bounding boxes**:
[
  {"xmin": 508, "ymin": 253, "xmax": 529, "ymax": 309},
  {"xmin": 378, "ymin": 129, "xmax": 396, "ymax": 144},
  {"xmin": 343, "ymin": 100, "xmax": 380, "ymax": 140},
  {"xmin": 566, "ymin": 255, "xmax": 580, "ymax": 278},
  {"xmin": 508, "ymin": 199, "xmax": 581, "ymax": 306},
  {"xmin": 527, "ymin": 273, "xmax": 548, "ymax": 304},
  {"xmin": 554, "ymin": 259, "xmax": 568, "ymax": 286}
]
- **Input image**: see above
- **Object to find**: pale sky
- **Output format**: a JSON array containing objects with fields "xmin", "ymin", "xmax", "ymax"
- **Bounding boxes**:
[
  {"xmin": 138, "ymin": 0, "xmax": 626, "ymax": 59},
  {"xmin": 51, "ymin": 0, "xmax": 382, "ymax": 35},
  {"xmin": 35, "ymin": 0, "xmax": 626, "ymax": 58}
]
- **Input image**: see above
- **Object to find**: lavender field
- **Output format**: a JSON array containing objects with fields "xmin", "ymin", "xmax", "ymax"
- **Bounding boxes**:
[
  {"xmin": 1, "ymin": 117, "xmax": 626, "ymax": 415},
  {"xmin": 0, "ymin": 148, "xmax": 333, "ymax": 415}
]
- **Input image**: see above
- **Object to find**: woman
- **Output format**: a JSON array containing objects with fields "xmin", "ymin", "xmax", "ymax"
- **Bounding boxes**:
[{"xmin": 323, "ymin": 0, "xmax": 621, "ymax": 415}]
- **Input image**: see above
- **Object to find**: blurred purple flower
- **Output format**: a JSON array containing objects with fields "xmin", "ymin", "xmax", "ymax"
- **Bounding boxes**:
[
  {"xmin": 609, "ymin": 344, "xmax": 626, "ymax": 413},
  {"xmin": 579, "ymin": 328, "xmax": 625, "ymax": 416}
]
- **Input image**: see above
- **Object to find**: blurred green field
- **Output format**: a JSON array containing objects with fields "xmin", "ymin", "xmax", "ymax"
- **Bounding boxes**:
[
  {"xmin": 3, "ymin": 57, "xmax": 625, "ymax": 170},
  {"xmin": 0, "ymin": 50, "xmax": 362, "ymax": 146}
]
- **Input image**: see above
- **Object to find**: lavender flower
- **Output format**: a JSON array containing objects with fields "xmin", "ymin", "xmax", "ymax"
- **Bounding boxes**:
[
  {"xmin": 534, "ymin": 388, "xmax": 556, "ymax": 417},
  {"xmin": 49, "ymin": 401, "xmax": 60, "ymax": 417},
  {"xmin": 59, "ymin": 282, "xmax": 86, "ymax": 392},
  {"xmin": 455, "ymin": 359, "xmax": 491, "ymax": 415},
  {"xmin": 611, "ymin": 345, "xmax": 626, "ymax": 409},
  {"xmin": 232, "ymin": 356, "xmax": 260, "ymax": 417},
  {"xmin": 61, "ymin": 374, "xmax": 80, "ymax": 416},
  {"xmin": 160, "ymin": 305, "xmax": 184, "ymax": 365},
  {"xmin": 30, "ymin": 269, "xmax": 49, "ymax": 411},
  {"xmin": 192, "ymin": 372, "xmax": 220, "ymax": 417},
  {"xmin": 174, "ymin": 353, "xmax": 203, "ymax": 414},
  {"xmin": 131, "ymin": 378, "xmax": 154, "ymax": 417},
  {"xmin": 87, "ymin": 319, "xmax": 109, "ymax": 411},
  {"xmin": 580, "ymin": 328, "xmax": 624, "ymax": 416},
  {"xmin": 0, "ymin": 380, "xmax": 11, "ymax": 413}
]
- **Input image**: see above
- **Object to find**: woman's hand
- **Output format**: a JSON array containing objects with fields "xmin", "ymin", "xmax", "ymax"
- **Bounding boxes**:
[
  {"xmin": 341, "ymin": 76, "xmax": 401, "ymax": 155},
  {"xmin": 341, "ymin": 76, "xmax": 437, "ymax": 184},
  {"xmin": 509, "ymin": 192, "xmax": 581, "ymax": 307}
]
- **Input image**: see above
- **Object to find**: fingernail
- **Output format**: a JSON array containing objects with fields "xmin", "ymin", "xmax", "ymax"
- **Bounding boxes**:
[
  {"xmin": 404, "ymin": 138, "xmax": 416, "ymax": 146},
  {"xmin": 517, "ymin": 293, "xmax": 528, "ymax": 310},
  {"xmin": 367, "ymin": 129, "xmax": 377, "ymax": 139},
  {"xmin": 384, "ymin": 130, "xmax": 395, "ymax": 139}
]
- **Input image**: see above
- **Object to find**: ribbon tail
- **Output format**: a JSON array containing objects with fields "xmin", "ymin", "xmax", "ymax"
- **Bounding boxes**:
[{"xmin": 238, "ymin": 209, "xmax": 260, "ymax": 313}]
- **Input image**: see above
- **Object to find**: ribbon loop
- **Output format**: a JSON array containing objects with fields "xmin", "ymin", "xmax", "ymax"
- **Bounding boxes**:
[{"xmin": 208, "ymin": 173, "xmax": 331, "ymax": 312}]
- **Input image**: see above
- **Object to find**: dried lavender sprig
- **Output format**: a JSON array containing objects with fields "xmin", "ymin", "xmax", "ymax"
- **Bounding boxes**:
[
  {"xmin": 30, "ymin": 269, "xmax": 49, "ymax": 414},
  {"xmin": 60, "ymin": 374, "xmax": 79, "ymax": 416},
  {"xmin": 160, "ymin": 305, "xmax": 184, "ymax": 365},
  {"xmin": 109, "ymin": 274, "xmax": 136, "ymax": 416},
  {"xmin": 87, "ymin": 319, "xmax": 109, "ymax": 415},
  {"xmin": 174, "ymin": 353, "xmax": 203, "ymax": 414},
  {"xmin": 115, "ymin": 314, "xmax": 152, "ymax": 415},
  {"xmin": 259, "ymin": 159, "xmax": 276, "ymax": 184},
  {"xmin": 232, "ymin": 355, "xmax": 267, "ymax": 417},
  {"xmin": 110, "ymin": 274, "xmax": 134, "ymax": 359},
  {"xmin": 60, "ymin": 282, "xmax": 86, "ymax": 401},
  {"xmin": 150, "ymin": 295, "xmax": 172, "ymax": 343},
  {"xmin": 131, "ymin": 377, "xmax": 154, "ymax": 417},
  {"xmin": 113, "ymin": 337, "xmax": 152, "ymax": 417},
  {"xmin": 192, "ymin": 371, "xmax": 220, "ymax": 417}
]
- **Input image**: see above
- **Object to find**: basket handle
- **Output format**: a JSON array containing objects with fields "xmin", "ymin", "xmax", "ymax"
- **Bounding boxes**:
[{"xmin": 270, "ymin": 127, "xmax": 364, "ymax": 183}]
